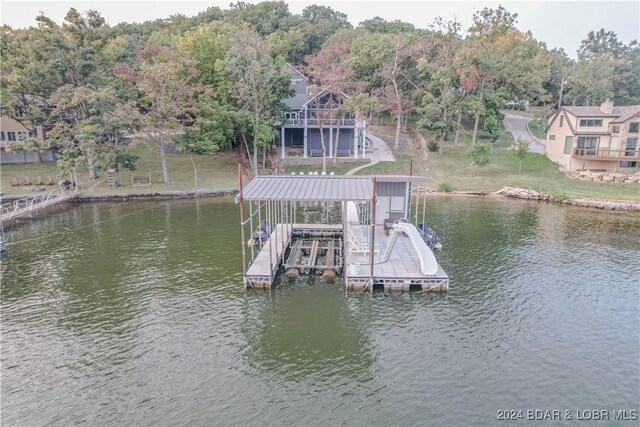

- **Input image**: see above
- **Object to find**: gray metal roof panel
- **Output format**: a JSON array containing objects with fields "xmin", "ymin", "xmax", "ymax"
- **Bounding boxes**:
[{"xmin": 241, "ymin": 175, "xmax": 369, "ymax": 201}]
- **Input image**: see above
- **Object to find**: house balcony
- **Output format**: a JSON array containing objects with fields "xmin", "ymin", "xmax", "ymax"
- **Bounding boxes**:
[
  {"xmin": 573, "ymin": 148, "xmax": 640, "ymax": 161},
  {"xmin": 284, "ymin": 118, "xmax": 358, "ymax": 127}
]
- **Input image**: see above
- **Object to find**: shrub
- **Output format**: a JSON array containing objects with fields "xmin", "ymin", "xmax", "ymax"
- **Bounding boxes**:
[
  {"xmin": 467, "ymin": 143, "xmax": 491, "ymax": 168},
  {"xmin": 438, "ymin": 182, "xmax": 453, "ymax": 192},
  {"xmin": 427, "ymin": 140, "xmax": 439, "ymax": 152}
]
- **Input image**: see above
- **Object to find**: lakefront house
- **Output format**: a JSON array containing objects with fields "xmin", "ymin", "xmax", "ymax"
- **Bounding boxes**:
[
  {"xmin": 545, "ymin": 99, "xmax": 640, "ymax": 173},
  {"xmin": 277, "ymin": 64, "xmax": 367, "ymax": 160},
  {"xmin": 0, "ymin": 113, "xmax": 57, "ymax": 164}
]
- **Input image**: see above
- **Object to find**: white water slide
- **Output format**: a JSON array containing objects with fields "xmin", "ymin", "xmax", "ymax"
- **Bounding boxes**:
[{"xmin": 380, "ymin": 221, "xmax": 439, "ymax": 276}]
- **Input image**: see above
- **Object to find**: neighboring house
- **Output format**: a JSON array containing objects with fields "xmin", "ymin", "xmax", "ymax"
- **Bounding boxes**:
[
  {"xmin": 277, "ymin": 64, "xmax": 367, "ymax": 160},
  {"xmin": 0, "ymin": 110, "xmax": 55, "ymax": 164},
  {"xmin": 545, "ymin": 99, "xmax": 640, "ymax": 172}
]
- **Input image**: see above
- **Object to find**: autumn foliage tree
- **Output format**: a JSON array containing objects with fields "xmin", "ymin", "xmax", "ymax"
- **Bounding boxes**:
[{"xmin": 116, "ymin": 45, "xmax": 201, "ymax": 184}]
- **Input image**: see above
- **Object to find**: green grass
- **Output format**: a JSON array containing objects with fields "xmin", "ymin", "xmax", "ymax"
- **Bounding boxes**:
[
  {"xmin": 359, "ymin": 124, "xmax": 640, "ymax": 201},
  {"xmin": 1, "ymin": 141, "xmax": 241, "ymax": 196},
  {"xmin": 3, "ymin": 127, "xmax": 639, "ymax": 202},
  {"xmin": 528, "ymin": 119, "xmax": 546, "ymax": 140}
]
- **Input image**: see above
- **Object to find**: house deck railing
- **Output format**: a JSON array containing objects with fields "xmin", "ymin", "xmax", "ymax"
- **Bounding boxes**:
[
  {"xmin": 573, "ymin": 148, "xmax": 640, "ymax": 160},
  {"xmin": 284, "ymin": 118, "xmax": 357, "ymax": 127}
]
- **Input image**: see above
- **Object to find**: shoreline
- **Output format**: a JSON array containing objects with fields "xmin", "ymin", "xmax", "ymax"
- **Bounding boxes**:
[
  {"xmin": 436, "ymin": 187, "xmax": 640, "ymax": 211},
  {"xmin": 3, "ymin": 186, "xmax": 639, "ymax": 212}
]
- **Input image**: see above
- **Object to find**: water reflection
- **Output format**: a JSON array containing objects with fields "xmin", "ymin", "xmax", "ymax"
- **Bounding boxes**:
[{"xmin": 242, "ymin": 277, "xmax": 378, "ymax": 385}]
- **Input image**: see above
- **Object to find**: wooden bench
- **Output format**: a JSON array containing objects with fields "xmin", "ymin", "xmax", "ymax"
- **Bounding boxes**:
[
  {"xmin": 309, "ymin": 149, "xmax": 323, "ymax": 157},
  {"xmin": 132, "ymin": 171, "xmax": 152, "ymax": 186},
  {"xmin": 336, "ymin": 148, "xmax": 352, "ymax": 157}
]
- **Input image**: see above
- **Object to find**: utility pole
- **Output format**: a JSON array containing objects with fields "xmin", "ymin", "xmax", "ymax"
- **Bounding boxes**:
[{"xmin": 558, "ymin": 75, "xmax": 566, "ymax": 108}]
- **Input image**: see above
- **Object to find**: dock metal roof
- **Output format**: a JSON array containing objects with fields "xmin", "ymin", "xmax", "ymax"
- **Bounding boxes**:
[{"xmin": 241, "ymin": 175, "xmax": 426, "ymax": 202}]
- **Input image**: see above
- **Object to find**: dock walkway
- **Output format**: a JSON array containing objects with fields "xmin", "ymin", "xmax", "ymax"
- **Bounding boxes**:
[
  {"xmin": 245, "ymin": 224, "xmax": 293, "ymax": 287},
  {"xmin": 0, "ymin": 191, "xmax": 77, "ymax": 223}
]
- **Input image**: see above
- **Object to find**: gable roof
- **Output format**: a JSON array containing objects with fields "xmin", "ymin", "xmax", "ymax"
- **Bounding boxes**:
[
  {"xmin": 562, "ymin": 105, "xmax": 640, "ymax": 122},
  {"xmin": 546, "ymin": 109, "xmax": 575, "ymax": 133},
  {"xmin": 281, "ymin": 64, "xmax": 351, "ymax": 112}
]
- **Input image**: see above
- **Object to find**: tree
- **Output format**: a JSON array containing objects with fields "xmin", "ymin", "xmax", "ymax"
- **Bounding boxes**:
[
  {"xmin": 464, "ymin": 6, "xmax": 548, "ymax": 146},
  {"xmin": 357, "ymin": 17, "xmax": 415, "ymax": 34},
  {"xmin": 511, "ymin": 137, "xmax": 530, "ymax": 174},
  {"xmin": 467, "ymin": 143, "xmax": 491, "ymax": 168},
  {"xmin": 565, "ymin": 57, "xmax": 614, "ymax": 105},
  {"xmin": 48, "ymin": 86, "xmax": 138, "ymax": 180},
  {"xmin": 116, "ymin": 45, "xmax": 201, "ymax": 183},
  {"xmin": 305, "ymin": 42, "xmax": 359, "ymax": 171},
  {"xmin": 297, "ymin": 5, "xmax": 352, "ymax": 57},
  {"xmin": 226, "ymin": 26, "xmax": 291, "ymax": 176},
  {"xmin": 386, "ymin": 33, "xmax": 412, "ymax": 151},
  {"xmin": 411, "ymin": 21, "xmax": 467, "ymax": 156}
]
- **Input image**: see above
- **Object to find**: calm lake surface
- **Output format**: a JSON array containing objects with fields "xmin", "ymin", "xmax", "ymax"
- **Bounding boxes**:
[{"xmin": 1, "ymin": 196, "xmax": 639, "ymax": 426}]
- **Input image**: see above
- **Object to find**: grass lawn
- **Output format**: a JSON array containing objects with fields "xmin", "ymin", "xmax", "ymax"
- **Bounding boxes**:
[
  {"xmin": 528, "ymin": 119, "xmax": 546, "ymax": 140},
  {"xmin": 1, "ymin": 141, "xmax": 241, "ymax": 196},
  {"xmin": 359, "ymin": 124, "xmax": 640, "ymax": 201}
]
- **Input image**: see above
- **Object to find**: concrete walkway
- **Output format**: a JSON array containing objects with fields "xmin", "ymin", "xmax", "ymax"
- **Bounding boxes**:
[
  {"xmin": 345, "ymin": 133, "xmax": 395, "ymax": 175},
  {"xmin": 502, "ymin": 113, "xmax": 545, "ymax": 154}
]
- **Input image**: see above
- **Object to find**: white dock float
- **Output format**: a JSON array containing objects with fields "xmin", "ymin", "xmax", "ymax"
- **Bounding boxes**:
[
  {"xmin": 245, "ymin": 224, "xmax": 292, "ymax": 288},
  {"xmin": 345, "ymin": 226, "xmax": 449, "ymax": 292}
]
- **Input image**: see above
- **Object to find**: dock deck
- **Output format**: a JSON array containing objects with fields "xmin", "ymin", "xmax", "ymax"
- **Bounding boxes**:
[
  {"xmin": 245, "ymin": 223, "xmax": 343, "ymax": 288},
  {"xmin": 245, "ymin": 224, "xmax": 293, "ymax": 287},
  {"xmin": 345, "ymin": 226, "xmax": 449, "ymax": 291}
]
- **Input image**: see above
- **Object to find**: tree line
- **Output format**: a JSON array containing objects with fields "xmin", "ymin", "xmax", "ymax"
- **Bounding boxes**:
[{"xmin": 1, "ymin": 2, "xmax": 637, "ymax": 181}]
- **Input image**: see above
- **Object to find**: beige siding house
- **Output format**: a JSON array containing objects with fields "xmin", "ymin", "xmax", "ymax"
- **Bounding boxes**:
[
  {"xmin": 0, "ymin": 114, "xmax": 56, "ymax": 164},
  {"xmin": 545, "ymin": 100, "xmax": 640, "ymax": 172}
]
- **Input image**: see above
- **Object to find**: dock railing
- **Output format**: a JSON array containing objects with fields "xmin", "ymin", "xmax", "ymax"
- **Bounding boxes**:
[{"xmin": 0, "ymin": 189, "xmax": 77, "ymax": 222}]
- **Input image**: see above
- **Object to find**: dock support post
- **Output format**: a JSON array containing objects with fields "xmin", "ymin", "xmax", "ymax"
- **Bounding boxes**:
[
  {"xmin": 281, "ymin": 126, "xmax": 285, "ymax": 159},
  {"xmin": 369, "ymin": 176, "xmax": 377, "ymax": 291},
  {"xmin": 329, "ymin": 127, "xmax": 333, "ymax": 158},
  {"xmin": 238, "ymin": 164, "xmax": 247, "ymax": 285}
]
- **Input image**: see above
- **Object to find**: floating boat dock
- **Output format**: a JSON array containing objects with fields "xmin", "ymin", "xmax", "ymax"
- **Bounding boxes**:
[{"xmin": 237, "ymin": 168, "xmax": 448, "ymax": 292}]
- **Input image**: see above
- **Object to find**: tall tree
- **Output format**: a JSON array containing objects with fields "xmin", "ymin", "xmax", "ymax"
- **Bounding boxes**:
[
  {"xmin": 226, "ymin": 26, "xmax": 291, "ymax": 176},
  {"xmin": 407, "ymin": 20, "xmax": 466, "ymax": 156},
  {"xmin": 305, "ymin": 42, "xmax": 359, "ymax": 170},
  {"xmin": 116, "ymin": 45, "xmax": 201, "ymax": 183}
]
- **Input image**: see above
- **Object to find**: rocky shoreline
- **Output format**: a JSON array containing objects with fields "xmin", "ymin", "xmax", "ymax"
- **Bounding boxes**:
[{"xmin": 411, "ymin": 186, "xmax": 640, "ymax": 211}]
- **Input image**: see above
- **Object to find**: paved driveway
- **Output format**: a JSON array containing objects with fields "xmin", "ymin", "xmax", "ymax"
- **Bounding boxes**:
[
  {"xmin": 345, "ymin": 133, "xmax": 395, "ymax": 175},
  {"xmin": 502, "ymin": 113, "xmax": 545, "ymax": 154}
]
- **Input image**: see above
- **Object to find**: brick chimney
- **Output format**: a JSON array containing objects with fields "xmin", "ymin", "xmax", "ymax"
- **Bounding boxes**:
[{"xmin": 600, "ymin": 98, "xmax": 614, "ymax": 114}]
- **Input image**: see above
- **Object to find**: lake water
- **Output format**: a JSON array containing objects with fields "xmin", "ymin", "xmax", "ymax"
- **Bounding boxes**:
[{"xmin": 1, "ymin": 196, "xmax": 638, "ymax": 425}]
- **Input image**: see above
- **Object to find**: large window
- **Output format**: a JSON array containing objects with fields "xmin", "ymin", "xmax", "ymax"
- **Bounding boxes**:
[
  {"xmin": 564, "ymin": 136, "xmax": 573, "ymax": 154},
  {"xmin": 559, "ymin": 115, "xmax": 564, "ymax": 127},
  {"xmin": 625, "ymin": 137, "xmax": 638, "ymax": 157},
  {"xmin": 7, "ymin": 131, "xmax": 16, "ymax": 142},
  {"xmin": 629, "ymin": 122, "xmax": 639, "ymax": 133},
  {"xmin": 620, "ymin": 161, "xmax": 637, "ymax": 168},
  {"xmin": 579, "ymin": 119, "xmax": 603, "ymax": 127},
  {"xmin": 576, "ymin": 136, "xmax": 599, "ymax": 155},
  {"xmin": 0, "ymin": 131, "xmax": 5, "ymax": 142}
]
